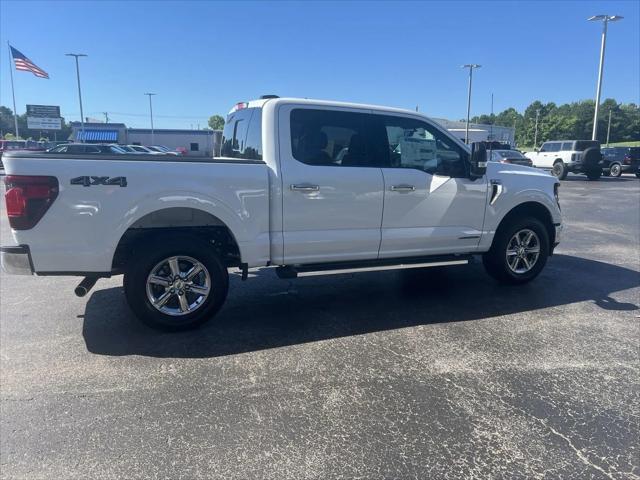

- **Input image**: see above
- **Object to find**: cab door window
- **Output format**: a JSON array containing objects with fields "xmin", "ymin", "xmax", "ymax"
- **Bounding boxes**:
[{"xmin": 371, "ymin": 115, "xmax": 467, "ymax": 177}]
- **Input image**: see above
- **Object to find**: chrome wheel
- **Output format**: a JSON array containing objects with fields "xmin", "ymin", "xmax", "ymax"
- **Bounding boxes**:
[
  {"xmin": 146, "ymin": 255, "xmax": 211, "ymax": 316},
  {"xmin": 506, "ymin": 229, "xmax": 540, "ymax": 274}
]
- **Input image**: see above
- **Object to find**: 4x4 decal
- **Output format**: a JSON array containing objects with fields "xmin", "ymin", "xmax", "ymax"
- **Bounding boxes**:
[{"xmin": 70, "ymin": 176, "xmax": 127, "ymax": 187}]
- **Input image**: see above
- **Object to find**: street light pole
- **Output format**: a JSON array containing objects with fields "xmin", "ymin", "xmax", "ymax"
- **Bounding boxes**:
[
  {"xmin": 534, "ymin": 109, "xmax": 540, "ymax": 149},
  {"xmin": 588, "ymin": 14, "xmax": 623, "ymax": 141},
  {"xmin": 462, "ymin": 64, "xmax": 481, "ymax": 144},
  {"xmin": 65, "ymin": 53, "xmax": 87, "ymax": 142},
  {"xmin": 144, "ymin": 93, "xmax": 156, "ymax": 145}
]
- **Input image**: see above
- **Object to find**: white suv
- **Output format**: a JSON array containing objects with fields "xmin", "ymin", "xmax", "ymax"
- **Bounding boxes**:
[{"xmin": 525, "ymin": 140, "xmax": 603, "ymax": 180}]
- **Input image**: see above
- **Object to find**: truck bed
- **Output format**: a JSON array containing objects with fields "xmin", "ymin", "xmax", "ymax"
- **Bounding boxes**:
[{"xmin": 2, "ymin": 152, "xmax": 271, "ymax": 273}]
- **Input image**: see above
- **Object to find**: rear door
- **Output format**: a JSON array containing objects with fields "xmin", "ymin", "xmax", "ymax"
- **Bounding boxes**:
[
  {"xmin": 370, "ymin": 113, "xmax": 488, "ymax": 258},
  {"xmin": 278, "ymin": 105, "xmax": 384, "ymax": 264}
]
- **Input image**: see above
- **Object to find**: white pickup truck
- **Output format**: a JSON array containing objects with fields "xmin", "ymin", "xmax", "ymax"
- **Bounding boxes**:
[{"xmin": 1, "ymin": 97, "xmax": 562, "ymax": 330}]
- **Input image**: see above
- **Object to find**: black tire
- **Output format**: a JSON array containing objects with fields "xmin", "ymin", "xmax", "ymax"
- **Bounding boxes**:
[
  {"xmin": 124, "ymin": 234, "xmax": 229, "ymax": 331},
  {"xmin": 609, "ymin": 163, "xmax": 622, "ymax": 178},
  {"xmin": 483, "ymin": 216, "xmax": 550, "ymax": 285},
  {"xmin": 552, "ymin": 160, "xmax": 567, "ymax": 180},
  {"xmin": 586, "ymin": 169, "xmax": 602, "ymax": 181}
]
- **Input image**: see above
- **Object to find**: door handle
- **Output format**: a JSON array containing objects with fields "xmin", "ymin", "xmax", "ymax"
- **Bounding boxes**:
[
  {"xmin": 290, "ymin": 183, "xmax": 320, "ymax": 192},
  {"xmin": 390, "ymin": 184, "xmax": 416, "ymax": 192}
]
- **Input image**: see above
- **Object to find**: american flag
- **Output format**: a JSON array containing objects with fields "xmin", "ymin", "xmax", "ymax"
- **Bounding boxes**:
[{"xmin": 10, "ymin": 46, "xmax": 49, "ymax": 79}]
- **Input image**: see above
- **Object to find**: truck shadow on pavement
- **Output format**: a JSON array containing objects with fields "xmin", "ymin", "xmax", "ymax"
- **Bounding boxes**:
[{"xmin": 82, "ymin": 254, "xmax": 639, "ymax": 358}]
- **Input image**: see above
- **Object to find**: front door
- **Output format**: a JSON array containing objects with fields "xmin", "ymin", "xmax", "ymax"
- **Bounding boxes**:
[
  {"xmin": 369, "ymin": 113, "xmax": 488, "ymax": 258},
  {"xmin": 279, "ymin": 105, "xmax": 384, "ymax": 264}
]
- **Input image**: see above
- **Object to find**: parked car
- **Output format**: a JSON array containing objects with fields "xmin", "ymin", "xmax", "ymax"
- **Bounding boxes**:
[
  {"xmin": 47, "ymin": 143, "xmax": 126, "ymax": 154},
  {"xmin": 600, "ymin": 146, "xmax": 640, "ymax": 178},
  {"xmin": 127, "ymin": 145, "xmax": 164, "ymax": 155},
  {"xmin": 1, "ymin": 97, "xmax": 562, "ymax": 331},
  {"xmin": 149, "ymin": 145, "xmax": 181, "ymax": 156},
  {"xmin": 117, "ymin": 145, "xmax": 144, "ymax": 154},
  {"xmin": 525, "ymin": 140, "xmax": 603, "ymax": 180},
  {"xmin": 489, "ymin": 149, "xmax": 533, "ymax": 167}
]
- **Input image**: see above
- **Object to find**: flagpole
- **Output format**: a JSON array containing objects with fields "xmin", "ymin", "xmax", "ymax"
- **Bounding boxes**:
[{"xmin": 7, "ymin": 41, "xmax": 19, "ymax": 138}]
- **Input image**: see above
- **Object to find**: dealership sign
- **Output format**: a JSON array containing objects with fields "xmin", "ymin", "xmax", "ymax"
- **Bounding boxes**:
[{"xmin": 26, "ymin": 104, "xmax": 62, "ymax": 130}]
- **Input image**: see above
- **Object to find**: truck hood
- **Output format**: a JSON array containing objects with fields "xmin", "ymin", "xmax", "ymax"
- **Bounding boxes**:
[{"xmin": 487, "ymin": 161, "xmax": 555, "ymax": 181}]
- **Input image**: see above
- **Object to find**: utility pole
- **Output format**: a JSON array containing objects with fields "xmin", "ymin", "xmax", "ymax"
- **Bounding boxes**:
[
  {"xmin": 462, "ymin": 64, "xmax": 481, "ymax": 144},
  {"xmin": 606, "ymin": 109, "xmax": 612, "ymax": 146},
  {"xmin": 489, "ymin": 93, "xmax": 494, "ymax": 141},
  {"xmin": 588, "ymin": 15, "xmax": 623, "ymax": 140},
  {"xmin": 534, "ymin": 109, "xmax": 541, "ymax": 149},
  {"xmin": 144, "ymin": 93, "xmax": 156, "ymax": 145},
  {"xmin": 65, "ymin": 53, "xmax": 88, "ymax": 142},
  {"xmin": 7, "ymin": 42, "xmax": 19, "ymax": 138}
]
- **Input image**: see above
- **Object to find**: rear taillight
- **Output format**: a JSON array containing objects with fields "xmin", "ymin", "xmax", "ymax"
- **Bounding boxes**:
[{"xmin": 4, "ymin": 175, "xmax": 58, "ymax": 230}]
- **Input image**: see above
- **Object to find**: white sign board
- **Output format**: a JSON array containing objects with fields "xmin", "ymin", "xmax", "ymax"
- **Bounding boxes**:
[{"xmin": 27, "ymin": 116, "xmax": 62, "ymax": 130}]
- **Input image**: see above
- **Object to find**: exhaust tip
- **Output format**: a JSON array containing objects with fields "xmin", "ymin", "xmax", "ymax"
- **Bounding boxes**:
[
  {"xmin": 74, "ymin": 276, "xmax": 100, "ymax": 297},
  {"xmin": 74, "ymin": 286, "xmax": 88, "ymax": 297}
]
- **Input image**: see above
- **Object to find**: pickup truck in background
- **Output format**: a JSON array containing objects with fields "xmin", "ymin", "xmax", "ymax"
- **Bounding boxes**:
[
  {"xmin": 1, "ymin": 97, "xmax": 563, "ymax": 331},
  {"xmin": 525, "ymin": 139, "xmax": 603, "ymax": 180}
]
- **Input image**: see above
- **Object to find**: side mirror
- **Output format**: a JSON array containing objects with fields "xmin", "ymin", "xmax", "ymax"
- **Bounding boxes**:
[{"xmin": 470, "ymin": 142, "xmax": 487, "ymax": 178}]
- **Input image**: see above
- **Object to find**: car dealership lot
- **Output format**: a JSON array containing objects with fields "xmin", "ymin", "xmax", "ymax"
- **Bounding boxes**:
[{"xmin": 1, "ymin": 176, "xmax": 638, "ymax": 479}]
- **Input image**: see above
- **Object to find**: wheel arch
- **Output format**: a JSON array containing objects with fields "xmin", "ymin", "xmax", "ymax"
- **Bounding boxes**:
[
  {"xmin": 492, "ymin": 201, "xmax": 556, "ymax": 250},
  {"xmin": 111, "ymin": 207, "xmax": 242, "ymax": 272}
]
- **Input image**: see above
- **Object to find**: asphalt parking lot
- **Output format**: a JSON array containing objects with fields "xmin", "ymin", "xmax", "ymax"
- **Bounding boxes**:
[{"xmin": 0, "ymin": 174, "xmax": 638, "ymax": 479}]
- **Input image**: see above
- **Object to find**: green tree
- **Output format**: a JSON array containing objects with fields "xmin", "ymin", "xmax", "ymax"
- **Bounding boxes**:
[{"xmin": 208, "ymin": 115, "xmax": 225, "ymax": 130}]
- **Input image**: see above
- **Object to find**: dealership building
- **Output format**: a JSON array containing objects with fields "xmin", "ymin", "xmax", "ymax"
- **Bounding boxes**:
[
  {"xmin": 433, "ymin": 118, "xmax": 515, "ymax": 146},
  {"xmin": 69, "ymin": 122, "xmax": 222, "ymax": 157}
]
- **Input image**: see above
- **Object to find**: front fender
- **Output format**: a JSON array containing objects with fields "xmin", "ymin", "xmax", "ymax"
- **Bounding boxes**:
[{"xmin": 479, "ymin": 165, "xmax": 561, "ymax": 251}]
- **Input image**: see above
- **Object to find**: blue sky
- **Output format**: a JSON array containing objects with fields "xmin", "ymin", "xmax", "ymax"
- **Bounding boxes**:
[{"xmin": 1, "ymin": 0, "xmax": 638, "ymax": 129}]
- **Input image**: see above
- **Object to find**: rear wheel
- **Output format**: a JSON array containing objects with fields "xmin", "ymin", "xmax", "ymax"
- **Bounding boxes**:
[
  {"xmin": 552, "ymin": 161, "xmax": 567, "ymax": 180},
  {"xmin": 483, "ymin": 217, "xmax": 549, "ymax": 285},
  {"xmin": 124, "ymin": 234, "xmax": 229, "ymax": 331},
  {"xmin": 609, "ymin": 163, "xmax": 622, "ymax": 177}
]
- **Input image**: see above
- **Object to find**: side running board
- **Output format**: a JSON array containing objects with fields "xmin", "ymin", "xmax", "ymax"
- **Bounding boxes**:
[{"xmin": 276, "ymin": 255, "xmax": 473, "ymax": 279}]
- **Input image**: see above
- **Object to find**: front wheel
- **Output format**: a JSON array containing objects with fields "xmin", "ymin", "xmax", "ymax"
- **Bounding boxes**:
[
  {"xmin": 552, "ymin": 161, "xmax": 568, "ymax": 180},
  {"xmin": 124, "ymin": 234, "xmax": 229, "ymax": 331},
  {"xmin": 483, "ymin": 217, "xmax": 550, "ymax": 285}
]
